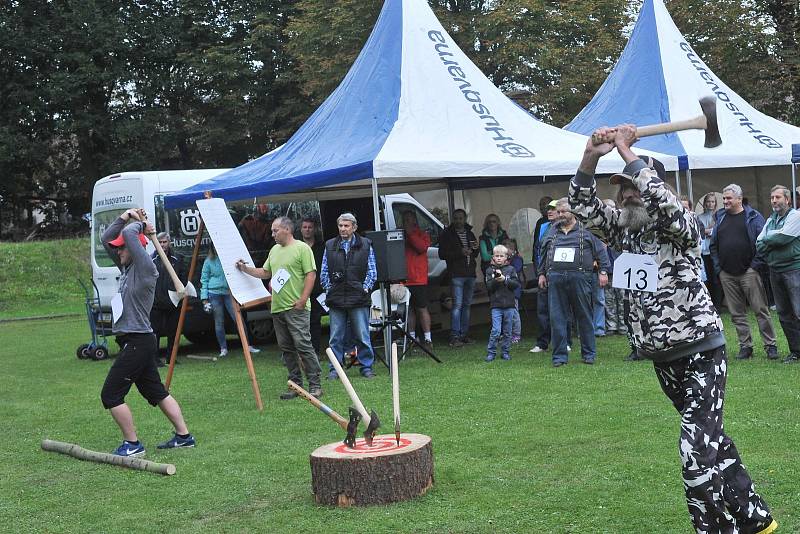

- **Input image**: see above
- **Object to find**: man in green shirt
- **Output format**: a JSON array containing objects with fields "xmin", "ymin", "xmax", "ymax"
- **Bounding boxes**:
[{"xmin": 236, "ymin": 216, "xmax": 322, "ymax": 399}]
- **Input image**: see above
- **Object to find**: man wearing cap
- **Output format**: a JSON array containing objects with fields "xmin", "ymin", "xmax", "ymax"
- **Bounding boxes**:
[
  {"xmin": 100, "ymin": 208, "xmax": 195, "ymax": 458},
  {"xmin": 709, "ymin": 184, "xmax": 778, "ymax": 360},
  {"xmin": 320, "ymin": 213, "xmax": 378, "ymax": 379},
  {"xmin": 569, "ymin": 125, "xmax": 776, "ymax": 534},
  {"xmin": 757, "ymin": 185, "xmax": 800, "ymax": 364},
  {"xmin": 529, "ymin": 199, "xmax": 558, "ymax": 353}
]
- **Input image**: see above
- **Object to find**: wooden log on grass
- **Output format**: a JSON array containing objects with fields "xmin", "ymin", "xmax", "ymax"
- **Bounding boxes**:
[
  {"xmin": 310, "ymin": 433, "xmax": 433, "ymax": 506},
  {"xmin": 41, "ymin": 439, "xmax": 176, "ymax": 476}
]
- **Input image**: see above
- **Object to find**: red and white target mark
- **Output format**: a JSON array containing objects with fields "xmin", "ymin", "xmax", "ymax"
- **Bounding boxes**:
[{"xmin": 334, "ymin": 436, "xmax": 412, "ymax": 454}]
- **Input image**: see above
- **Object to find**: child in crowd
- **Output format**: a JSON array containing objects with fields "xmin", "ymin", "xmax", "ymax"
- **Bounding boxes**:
[
  {"xmin": 484, "ymin": 244, "xmax": 520, "ymax": 362},
  {"xmin": 502, "ymin": 238, "xmax": 524, "ymax": 343}
]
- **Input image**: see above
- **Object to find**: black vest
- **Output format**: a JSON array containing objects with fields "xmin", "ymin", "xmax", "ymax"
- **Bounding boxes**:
[{"xmin": 325, "ymin": 235, "xmax": 372, "ymax": 309}]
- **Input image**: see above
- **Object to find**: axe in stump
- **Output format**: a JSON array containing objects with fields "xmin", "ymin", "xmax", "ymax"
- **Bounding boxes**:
[{"xmin": 326, "ymin": 348, "xmax": 381, "ymax": 445}]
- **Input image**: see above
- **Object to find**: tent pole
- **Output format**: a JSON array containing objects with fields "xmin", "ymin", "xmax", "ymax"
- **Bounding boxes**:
[
  {"xmin": 687, "ymin": 169, "xmax": 694, "ymax": 204},
  {"xmin": 675, "ymin": 170, "xmax": 681, "ymax": 197},
  {"xmin": 792, "ymin": 163, "xmax": 797, "ymax": 209},
  {"xmin": 371, "ymin": 176, "xmax": 392, "ymax": 365},
  {"xmin": 446, "ymin": 183, "xmax": 455, "ymax": 220}
]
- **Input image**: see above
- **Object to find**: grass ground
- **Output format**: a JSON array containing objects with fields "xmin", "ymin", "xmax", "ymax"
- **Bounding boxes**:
[
  {"xmin": 1, "ymin": 313, "xmax": 798, "ymax": 533},
  {"xmin": 0, "ymin": 238, "xmax": 90, "ymax": 319}
]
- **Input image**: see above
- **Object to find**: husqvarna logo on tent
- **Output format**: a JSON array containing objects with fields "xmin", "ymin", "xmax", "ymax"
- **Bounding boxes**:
[
  {"xmin": 180, "ymin": 209, "xmax": 201, "ymax": 236},
  {"xmin": 97, "ymin": 223, "xmax": 107, "ymax": 239}
]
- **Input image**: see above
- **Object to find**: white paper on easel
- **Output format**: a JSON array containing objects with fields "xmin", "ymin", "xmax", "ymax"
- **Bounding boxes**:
[{"xmin": 196, "ymin": 198, "xmax": 270, "ymax": 305}]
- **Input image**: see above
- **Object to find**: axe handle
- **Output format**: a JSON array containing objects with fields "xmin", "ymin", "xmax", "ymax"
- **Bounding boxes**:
[
  {"xmin": 391, "ymin": 343, "xmax": 400, "ymax": 428},
  {"xmin": 287, "ymin": 380, "xmax": 348, "ymax": 430},
  {"xmin": 146, "ymin": 232, "xmax": 186, "ymax": 295},
  {"xmin": 326, "ymin": 348, "xmax": 371, "ymax": 426},
  {"xmin": 636, "ymin": 115, "xmax": 707, "ymax": 138}
]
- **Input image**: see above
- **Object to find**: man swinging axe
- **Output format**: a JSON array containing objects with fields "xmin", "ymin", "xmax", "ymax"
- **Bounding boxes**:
[
  {"xmin": 569, "ymin": 124, "xmax": 775, "ymax": 534},
  {"xmin": 100, "ymin": 208, "xmax": 196, "ymax": 457}
]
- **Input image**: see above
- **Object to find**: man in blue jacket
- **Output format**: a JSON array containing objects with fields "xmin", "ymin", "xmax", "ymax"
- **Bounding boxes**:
[{"xmin": 709, "ymin": 184, "xmax": 777, "ymax": 360}]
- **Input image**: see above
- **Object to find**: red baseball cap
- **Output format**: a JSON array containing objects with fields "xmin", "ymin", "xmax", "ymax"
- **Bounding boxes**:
[{"xmin": 108, "ymin": 232, "xmax": 148, "ymax": 248}]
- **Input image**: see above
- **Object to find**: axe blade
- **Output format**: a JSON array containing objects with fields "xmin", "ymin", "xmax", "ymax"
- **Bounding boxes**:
[
  {"xmin": 363, "ymin": 409, "xmax": 381, "ymax": 446},
  {"xmin": 344, "ymin": 407, "xmax": 361, "ymax": 449},
  {"xmin": 699, "ymin": 96, "xmax": 721, "ymax": 148}
]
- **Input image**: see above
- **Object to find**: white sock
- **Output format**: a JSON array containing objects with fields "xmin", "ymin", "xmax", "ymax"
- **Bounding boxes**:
[{"xmin": 424, "ymin": 332, "xmax": 432, "ymax": 342}]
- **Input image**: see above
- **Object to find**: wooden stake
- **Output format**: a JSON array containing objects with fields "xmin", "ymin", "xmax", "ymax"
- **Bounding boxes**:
[
  {"xmin": 41, "ymin": 439, "xmax": 176, "ymax": 476},
  {"xmin": 391, "ymin": 342, "xmax": 401, "ymax": 446},
  {"xmin": 233, "ymin": 296, "xmax": 264, "ymax": 411}
]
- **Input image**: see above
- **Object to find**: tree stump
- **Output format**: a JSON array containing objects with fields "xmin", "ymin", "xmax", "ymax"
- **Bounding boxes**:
[{"xmin": 310, "ymin": 433, "xmax": 433, "ymax": 506}]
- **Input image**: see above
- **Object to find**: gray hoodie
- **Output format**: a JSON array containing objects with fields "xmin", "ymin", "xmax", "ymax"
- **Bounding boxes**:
[{"xmin": 101, "ymin": 217, "xmax": 158, "ymax": 334}]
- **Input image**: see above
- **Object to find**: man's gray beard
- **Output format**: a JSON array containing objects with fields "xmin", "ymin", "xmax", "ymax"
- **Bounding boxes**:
[{"xmin": 619, "ymin": 204, "xmax": 650, "ymax": 232}]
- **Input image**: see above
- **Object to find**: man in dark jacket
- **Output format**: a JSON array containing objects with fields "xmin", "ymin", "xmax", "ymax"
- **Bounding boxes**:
[
  {"xmin": 709, "ymin": 184, "xmax": 777, "ymax": 360},
  {"xmin": 150, "ymin": 232, "xmax": 186, "ymax": 366},
  {"xmin": 301, "ymin": 218, "xmax": 325, "ymax": 355},
  {"xmin": 570, "ymin": 125, "xmax": 775, "ymax": 534},
  {"xmin": 438, "ymin": 208, "xmax": 479, "ymax": 347},
  {"xmin": 320, "ymin": 213, "xmax": 378, "ymax": 379}
]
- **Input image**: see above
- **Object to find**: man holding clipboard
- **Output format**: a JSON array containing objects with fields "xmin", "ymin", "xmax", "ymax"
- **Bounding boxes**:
[
  {"xmin": 237, "ymin": 216, "xmax": 322, "ymax": 400},
  {"xmin": 568, "ymin": 125, "xmax": 776, "ymax": 534}
]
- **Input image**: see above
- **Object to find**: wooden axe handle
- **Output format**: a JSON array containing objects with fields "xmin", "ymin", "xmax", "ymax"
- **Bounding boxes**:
[
  {"xmin": 288, "ymin": 380, "xmax": 348, "ymax": 429},
  {"xmin": 325, "ymin": 348, "xmax": 371, "ymax": 426},
  {"xmin": 636, "ymin": 114, "xmax": 708, "ymax": 138},
  {"xmin": 145, "ymin": 230, "xmax": 186, "ymax": 295}
]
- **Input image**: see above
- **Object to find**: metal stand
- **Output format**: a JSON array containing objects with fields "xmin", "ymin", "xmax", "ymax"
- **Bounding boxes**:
[{"xmin": 369, "ymin": 283, "xmax": 441, "ymax": 365}]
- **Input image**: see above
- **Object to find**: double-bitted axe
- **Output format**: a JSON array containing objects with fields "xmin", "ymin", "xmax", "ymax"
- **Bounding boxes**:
[
  {"xmin": 326, "ymin": 348, "xmax": 381, "ymax": 445},
  {"xmin": 592, "ymin": 96, "xmax": 721, "ymax": 148},
  {"xmin": 287, "ymin": 380, "xmax": 364, "ymax": 448}
]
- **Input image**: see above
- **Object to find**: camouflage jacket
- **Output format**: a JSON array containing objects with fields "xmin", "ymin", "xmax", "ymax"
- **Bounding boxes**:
[{"xmin": 569, "ymin": 161, "xmax": 724, "ymax": 362}]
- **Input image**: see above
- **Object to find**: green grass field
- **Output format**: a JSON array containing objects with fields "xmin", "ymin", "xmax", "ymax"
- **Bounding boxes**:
[
  {"xmin": 1, "ymin": 239, "xmax": 798, "ymax": 532},
  {"xmin": 2, "ymin": 316, "xmax": 799, "ymax": 533}
]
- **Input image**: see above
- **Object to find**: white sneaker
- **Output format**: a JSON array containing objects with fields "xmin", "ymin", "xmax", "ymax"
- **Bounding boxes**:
[
  {"xmin": 567, "ymin": 345, "xmax": 572, "ymax": 351},
  {"xmin": 529, "ymin": 346, "xmax": 545, "ymax": 353},
  {"xmin": 249, "ymin": 346, "xmax": 261, "ymax": 354},
  {"xmin": 219, "ymin": 349, "xmax": 228, "ymax": 358}
]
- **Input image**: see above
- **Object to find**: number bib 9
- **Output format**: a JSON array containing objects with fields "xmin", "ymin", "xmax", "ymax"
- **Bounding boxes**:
[{"xmin": 612, "ymin": 253, "xmax": 658, "ymax": 292}]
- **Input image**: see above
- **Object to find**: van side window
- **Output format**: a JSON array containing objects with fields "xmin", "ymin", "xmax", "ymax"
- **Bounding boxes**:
[{"xmin": 392, "ymin": 203, "xmax": 439, "ymax": 247}]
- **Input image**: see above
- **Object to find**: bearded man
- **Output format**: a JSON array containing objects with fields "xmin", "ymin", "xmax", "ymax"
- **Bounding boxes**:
[{"xmin": 568, "ymin": 124, "xmax": 776, "ymax": 534}]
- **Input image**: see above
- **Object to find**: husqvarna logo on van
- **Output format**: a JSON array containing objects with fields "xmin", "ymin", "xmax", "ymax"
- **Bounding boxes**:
[{"xmin": 179, "ymin": 209, "xmax": 201, "ymax": 236}]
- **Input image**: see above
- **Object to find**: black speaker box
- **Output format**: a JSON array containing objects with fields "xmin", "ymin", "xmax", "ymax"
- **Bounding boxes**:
[{"xmin": 366, "ymin": 230, "xmax": 407, "ymax": 283}]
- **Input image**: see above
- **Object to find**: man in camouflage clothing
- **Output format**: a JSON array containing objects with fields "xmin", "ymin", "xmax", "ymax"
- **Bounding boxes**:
[{"xmin": 569, "ymin": 124, "xmax": 776, "ymax": 534}]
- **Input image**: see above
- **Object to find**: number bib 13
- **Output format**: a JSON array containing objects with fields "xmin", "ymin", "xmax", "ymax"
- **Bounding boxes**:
[{"xmin": 612, "ymin": 252, "xmax": 658, "ymax": 292}]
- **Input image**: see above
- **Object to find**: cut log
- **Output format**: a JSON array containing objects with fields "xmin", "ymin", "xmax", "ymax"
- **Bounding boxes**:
[
  {"xmin": 310, "ymin": 433, "xmax": 433, "ymax": 506},
  {"xmin": 41, "ymin": 439, "xmax": 176, "ymax": 476}
]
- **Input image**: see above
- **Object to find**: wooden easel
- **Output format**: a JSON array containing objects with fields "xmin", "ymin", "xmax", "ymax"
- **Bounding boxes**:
[{"xmin": 165, "ymin": 191, "xmax": 268, "ymax": 411}]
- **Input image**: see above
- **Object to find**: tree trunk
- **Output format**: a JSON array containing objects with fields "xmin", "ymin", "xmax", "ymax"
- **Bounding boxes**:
[
  {"xmin": 41, "ymin": 439, "xmax": 176, "ymax": 476},
  {"xmin": 310, "ymin": 433, "xmax": 433, "ymax": 506}
]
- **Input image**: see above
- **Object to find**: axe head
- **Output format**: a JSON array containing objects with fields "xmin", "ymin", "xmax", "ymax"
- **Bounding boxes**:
[
  {"xmin": 168, "ymin": 281, "xmax": 196, "ymax": 307},
  {"xmin": 344, "ymin": 407, "xmax": 361, "ymax": 449},
  {"xmin": 699, "ymin": 96, "xmax": 721, "ymax": 148},
  {"xmin": 363, "ymin": 409, "xmax": 381, "ymax": 446}
]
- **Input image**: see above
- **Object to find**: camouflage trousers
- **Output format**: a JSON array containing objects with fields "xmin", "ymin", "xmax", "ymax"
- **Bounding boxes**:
[{"xmin": 654, "ymin": 346, "xmax": 772, "ymax": 534}]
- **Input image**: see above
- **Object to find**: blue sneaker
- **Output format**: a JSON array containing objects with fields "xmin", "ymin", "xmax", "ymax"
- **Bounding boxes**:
[
  {"xmin": 157, "ymin": 433, "xmax": 196, "ymax": 449},
  {"xmin": 112, "ymin": 440, "xmax": 145, "ymax": 457}
]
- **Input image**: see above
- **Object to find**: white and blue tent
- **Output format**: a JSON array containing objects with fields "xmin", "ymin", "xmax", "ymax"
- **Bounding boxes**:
[
  {"xmin": 165, "ymin": 0, "xmax": 675, "ymax": 211},
  {"xmin": 565, "ymin": 0, "xmax": 800, "ymax": 206}
]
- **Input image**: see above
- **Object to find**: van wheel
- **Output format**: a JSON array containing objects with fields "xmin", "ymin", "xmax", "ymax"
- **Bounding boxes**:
[{"xmin": 249, "ymin": 319, "xmax": 275, "ymax": 343}]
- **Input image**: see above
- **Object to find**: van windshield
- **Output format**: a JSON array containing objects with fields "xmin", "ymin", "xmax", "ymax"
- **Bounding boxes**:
[{"xmin": 93, "ymin": 208, "xmax": 127, "ymax": 267}]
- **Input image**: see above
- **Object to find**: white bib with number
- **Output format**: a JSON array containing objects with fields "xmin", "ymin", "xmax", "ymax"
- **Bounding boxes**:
[
  {"xmin": 553, "ymin": 247, "xmax": 575, "ymax": 263},
  {"xmin": 271, "ymin": 268, "xmax": 291, "ymax": 294},
  {"xmin": 612, "ymin": 253, "xmax": 658, "ymax": 293},
  {"xmin": 111, "ymin": 293, "xmax": 124, "ymax": 324}
]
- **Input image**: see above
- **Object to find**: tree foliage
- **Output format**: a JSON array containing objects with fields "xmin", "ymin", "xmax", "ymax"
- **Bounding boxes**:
[{"xmin": 1, "ymin": 0, "xmax": 798, "ymax": 235}]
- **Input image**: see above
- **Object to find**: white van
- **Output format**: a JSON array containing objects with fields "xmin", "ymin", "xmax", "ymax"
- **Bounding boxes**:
[{"xmin": 90, "ymin": 170, "xmax": 447, "ymax": 345}]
